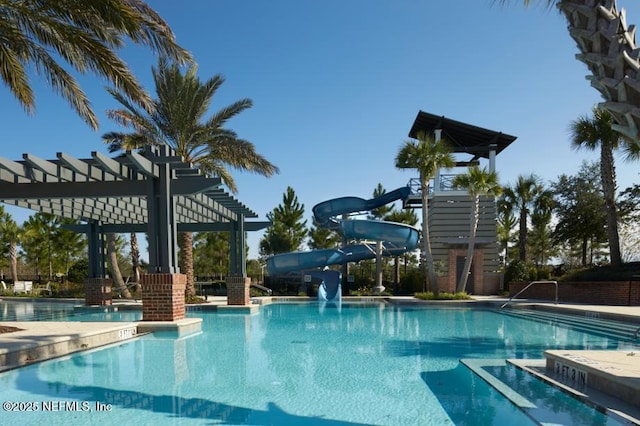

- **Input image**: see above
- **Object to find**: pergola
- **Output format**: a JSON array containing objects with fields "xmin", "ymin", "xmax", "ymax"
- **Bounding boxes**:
[{"xmin": 0, "ymin": 144, "xmax": 268, "ymax": 280}]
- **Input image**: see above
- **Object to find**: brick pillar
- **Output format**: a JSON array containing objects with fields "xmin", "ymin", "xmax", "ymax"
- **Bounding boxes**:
[
  {"xmin": 226, "ymin": 275, "xmax": 251, "ymax": 305},
  {"xmin": 141, "ymin": 273, "xmax": 186, "ymax": 321},
  {"xmin": 85, "ymin": 278, "xmax": 112, "ymax": 306}
]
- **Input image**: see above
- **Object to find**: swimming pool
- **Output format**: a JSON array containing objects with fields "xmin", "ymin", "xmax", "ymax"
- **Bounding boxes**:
[{"xmin": 0, "ymin": 301, "xmax": 635, "ymax": 425}]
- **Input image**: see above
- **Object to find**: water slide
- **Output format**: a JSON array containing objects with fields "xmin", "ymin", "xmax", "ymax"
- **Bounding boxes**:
[{"xmin": 266, "ymin": 187, "xmax": 420, "ymax": 301}]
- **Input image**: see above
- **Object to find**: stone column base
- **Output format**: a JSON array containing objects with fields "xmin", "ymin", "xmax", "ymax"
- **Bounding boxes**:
[
  {"xmin": 226, "ymin": 276, "xmax": 251, "ymax": 305},
  {"xmin": 85, "ymin": 278, "xmax": 112, "ymax": 306},
  {"xmin": 142, "ymin": 273, "xmax": 186, "ymax": 321}
]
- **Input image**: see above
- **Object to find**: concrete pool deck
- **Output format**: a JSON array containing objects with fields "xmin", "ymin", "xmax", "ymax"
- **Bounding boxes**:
[{"xmin": 0, "ymin": 296, "xmax": 639, "ymax": 421}]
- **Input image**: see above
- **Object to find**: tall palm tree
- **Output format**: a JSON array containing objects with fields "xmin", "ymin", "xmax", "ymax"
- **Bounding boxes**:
[
  {"xmin": 103, "ymin": 60, "xmax": 279, "ymax": 296},
  {"xmin": 569, "ymin": 107, "xmax": 635, "ymax": 268},
  {"xmin": 1, "ymin": 0, "xmax": 191, "ymax": 129},
  {"xmin": 395, "ymin": 131, "xmax": 455, "ymax": 294},
  {"xmin": 107, "ymin": 233, "xmax": 131, "ymax": 298},
  {"xmin": 502, "ymin": 174, "xmax": 544, "ymax": 262},
  {"xmin": 494, "ymin": 1, "xmax": 640, "ymax": 142},
  {"xmin": 452, "ymin": 166, "xmax": 502, "ymax": 293}
]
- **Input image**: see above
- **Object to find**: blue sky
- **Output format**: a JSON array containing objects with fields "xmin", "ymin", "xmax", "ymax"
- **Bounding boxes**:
[{"xmin": 3, "ymin": 0, "xmax": 640, "ymax": 260}]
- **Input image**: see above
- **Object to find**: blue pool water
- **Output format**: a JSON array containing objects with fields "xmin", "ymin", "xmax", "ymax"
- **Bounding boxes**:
[{"xmin": 0, "ymin": 301, "xmax": 634, "ymax": 425}]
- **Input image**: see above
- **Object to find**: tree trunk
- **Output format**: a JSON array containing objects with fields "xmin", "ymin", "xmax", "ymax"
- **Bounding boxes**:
[
  {"xmin": 581, "ymin": 237, "xmax": 588, "ymax": 267},
  {"xmin": 518, "ymin": 208, "xmax": 527, "ymax": 261},
  {"xmin": 600, "ymin": 144, "xmax": 621, "ymax": 267},
  {"xmin": 107, "ymin": 233, "xmax": 130, "ymax": 298},
  {"xmin": 179, "ymin": 231, "xmax": 195, "ymax": 297},
  {"xmin": 457, "ymin": 196, "xmax": 479, "ymax": 293},
  {"xmin": 130, "ymin": 232, "xmax": 141, "ymax": 291},
  {"xmin": 421, "ymin": 179, "xmax": 438, "ymax": 294},
  {"xmin": 9, "ymin": 241, "xmax": 18, "ymax": 282}
]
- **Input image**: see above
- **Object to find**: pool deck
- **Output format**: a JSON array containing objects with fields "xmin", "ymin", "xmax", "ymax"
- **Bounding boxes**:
[{"xmin": 0, "ymin": 296, "xmax": 639, "ymax": 422}]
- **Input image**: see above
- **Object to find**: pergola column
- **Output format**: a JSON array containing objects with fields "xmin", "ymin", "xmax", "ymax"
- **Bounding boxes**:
[{"xmin": 226, "ymin": 214, "xmax": 251, "ymax": 305}]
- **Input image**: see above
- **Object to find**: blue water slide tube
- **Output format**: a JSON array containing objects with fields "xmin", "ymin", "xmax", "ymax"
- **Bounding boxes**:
[
  {"xmin": 266, "ymin": 218, "xmax": 419, "ymax": 274},
  {"xmin": 307, "ymin": 270, "xmax": 341, "ymax": 302},
  {"xmin": 313, "ymin": 187, "xmax": 410, "ymax": 226},
  {"xmin": 266, "ymin": 186, "xmax": 418, "ymax": 275}
]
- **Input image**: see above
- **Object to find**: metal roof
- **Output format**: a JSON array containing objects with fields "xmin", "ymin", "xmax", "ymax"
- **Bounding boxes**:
[
  {"xmin": 0, "ymin": 146, "xmax": 258, "ymax": 225},
  {"xmin": 408, "ymin": 111, "xmax": 517, "ymax": 158}
]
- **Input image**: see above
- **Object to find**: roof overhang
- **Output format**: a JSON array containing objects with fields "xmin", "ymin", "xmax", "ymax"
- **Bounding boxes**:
[{"xmin": 409, "ymin": 111, "xmax": 517, "ymax": 158}]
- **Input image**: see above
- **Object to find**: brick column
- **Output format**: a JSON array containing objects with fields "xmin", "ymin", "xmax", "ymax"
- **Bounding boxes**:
[
  {"xmin": 142, "ymin": 273, "xmax": 186, "ymax": 321},
  {"xmin": 85, "ymin": 278, "xmax": 112, "ymax": 306},
  {"xmin": 226, "ymin": 275, "xmax": 251, "ymax": 305}
]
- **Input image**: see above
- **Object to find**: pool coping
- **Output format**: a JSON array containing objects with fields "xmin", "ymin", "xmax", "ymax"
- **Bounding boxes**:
[{"xmin": 0, "ymin": 318, "xmax": 202, "ymax": 373}]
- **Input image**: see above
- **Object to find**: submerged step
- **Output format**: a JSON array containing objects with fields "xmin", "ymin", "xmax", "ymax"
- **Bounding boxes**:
[
  {"xmin": 499, "ymin": 309, "xmax": 638, "ymax": 342},
  {"xmin": 462, "ymin": 358, "xmax": 629, "ymax": 426}
]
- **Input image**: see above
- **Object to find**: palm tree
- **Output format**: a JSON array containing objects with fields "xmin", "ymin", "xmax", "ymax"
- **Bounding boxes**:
[
  {"xmin": 494, "ymin": 1, "xmax": 640, "ymax": 143},
  {"xmin": 103, "ymin": 60, "xmax": 279, "ymax": 296},
  {"xmin": 395, "ymin": 131, "xmax": 455, "ymax": 294},
  {"xmin": 502, "ymin": 174, "xmax": 544, "ymax": 262},
  {"xmin": 452, "ymin": 167, "xmax": 502, "ymax": 293},
  {"xmin": 569, "ymin": 107, "xmax": 634, "ymax": 268},
  {"xmin": 0, "ymin": 207, "xmax": 20, "ymax": 283},
  {"xmin": 1, "ymin": 0, "xmax": 191, "ymax": 129},
  {"xmin": 496, "ymin": 196, "xmax": 517, "ymax": 267},
  {"xmin": 107, "ymin": 234, "xmax": 131, "ymax": 298}
]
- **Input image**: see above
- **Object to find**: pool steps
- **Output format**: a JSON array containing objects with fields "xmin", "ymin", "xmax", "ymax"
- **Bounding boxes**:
[
  {"xmin": 467, "ymin": 308, "xmax": 640, "ymax": 424},
  {"xmin": 463, "ymin": 358, "xmax": 640, "ymax": 425},
  {"xmin": 499, "ymin": 307, "xmax": 640, "ymax": 343}
]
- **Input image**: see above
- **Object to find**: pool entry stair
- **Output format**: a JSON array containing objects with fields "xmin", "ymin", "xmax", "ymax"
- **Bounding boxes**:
[
  {"xmin": 499, "ymin": 306, "xmax": 640, "ymax": 343},
  {"xmin": 459, "ymin": 307, "xmax": 640, "ymax": 424},
  {"xmin": 462, "ymin": 358, "xmax": 640, "ymax": 425}
]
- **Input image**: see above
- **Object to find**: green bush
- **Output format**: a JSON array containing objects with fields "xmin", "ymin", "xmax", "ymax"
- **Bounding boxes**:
[
  {"xmin": 67, "ymin": 259, "xmax": 89, "ymax": 284},
  {"xmin": 504, "ymin": 260, "xmax": 529, "ymax": 284},
  {"xmin": 414, "ymin": 291, "xmax": 471, "ymax": 300},
  {"xmin": 398, "ymin": 269, "xmax": 424, "ymax": 295}
]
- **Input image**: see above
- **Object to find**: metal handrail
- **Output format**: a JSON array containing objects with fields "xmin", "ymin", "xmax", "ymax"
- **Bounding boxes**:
[
  {"xmin": 250, "ymin": 282, "xmax": 272, "ymax": 295},
  {"xmin": 500, "ymin": 280, "xmax": 558, "ymax": 309},
  {"xmin": 634, "ymin": 326, "xmax": 640, "ymax": 340}
]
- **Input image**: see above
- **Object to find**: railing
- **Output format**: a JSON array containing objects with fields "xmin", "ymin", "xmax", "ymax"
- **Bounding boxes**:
[
  {"xmin": 500, "ymin": 280, "xmax": 558, "ymax": 309},
  {"xmin": 251, "ymin": 282, "xmax": 273, "ymax": 295},
  {"xmin": 634, "ymin": 326, "xmax": 640, "ymax": 340},
  {"xmin": 408, "ymin": 174, "xmax": 469, "ymax": 196}
]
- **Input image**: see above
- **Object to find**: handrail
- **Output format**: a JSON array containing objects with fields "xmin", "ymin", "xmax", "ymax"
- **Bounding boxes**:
[
  {"xmin": 634, "ymin": 326, "xmax": 640, "ymax": 340},
  {"xmin": 250, "ymin": 282, "xmax": 273, "ymax": 295},
  {"xmin": 500, "ymin": 280, "xmax": 558, "ymax": 309}
]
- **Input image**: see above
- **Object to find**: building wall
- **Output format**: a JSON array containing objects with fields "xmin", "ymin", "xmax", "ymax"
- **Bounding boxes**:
[
  {"xmin": 508, "ymin": 281, "xmax": 640, "ymax": 306},
  {"xmin": 428, "ymin": 193, "xmax": 500, "ymax": 295}
]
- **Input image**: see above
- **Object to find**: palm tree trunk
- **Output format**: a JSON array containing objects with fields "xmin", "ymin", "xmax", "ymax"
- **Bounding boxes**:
[
  {"xmin": 179, "ymin": 231, "xmax": 195, "ymax": 297},
  {"xmin": 130, "ymin": 232, "xmax": 141, "ymax": 291},
  {"xmin": 9, "ymin": 241, "xmax": 18, "ymax": 282},
  {"xmin": 518, "ymin": 208, "xmax": 527, "ymax": 261},
  {"xmin": 107, "ymin": 233, "xmax": 130, "ymax": 298},
  {"xmin": 600, "ymin": 144, "xmax": 622, "ymax": 267},
  {"xmin": 457, "ymin": 196, "xmax": 479, "ymax": 293},
  {"xmin": 421, "ymin": 179, "xmax": 438, "ymax": 294}
]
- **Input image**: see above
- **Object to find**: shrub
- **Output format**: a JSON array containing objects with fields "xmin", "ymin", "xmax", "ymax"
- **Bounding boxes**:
[
  {"xmin": 414, "ymin": 291, "xmax": 471, "ymax": 300},
  {"xmin": 504, "ymin": 260, "xmax": 529, "ymax": 284}
]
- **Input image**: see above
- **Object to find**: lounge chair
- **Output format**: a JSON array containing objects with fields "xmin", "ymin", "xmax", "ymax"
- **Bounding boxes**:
[
  {"xmin": 37, "ymin": 282, "xmax": 52, "ymax": 296},
  {"xmin": 13, "ymin": 281, "xmax": 33, "ymax": 294}
]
